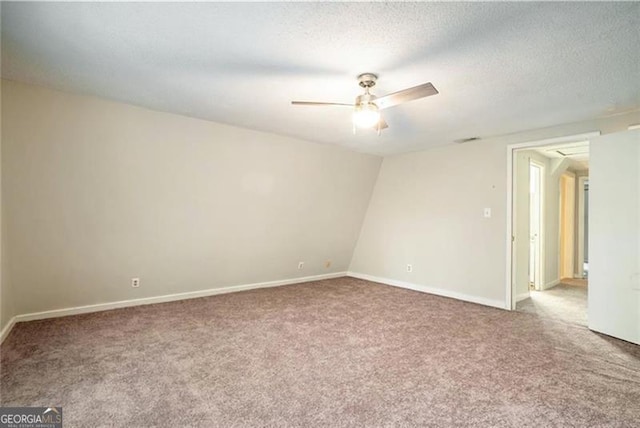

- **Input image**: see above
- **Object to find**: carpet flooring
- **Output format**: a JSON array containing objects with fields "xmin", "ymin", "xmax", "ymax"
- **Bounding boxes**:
[
  {"xmin": 1, "ymin": 277, "xmax": 639, "ymax": 427},
  {"xmin": 558, "ymin": 278, "xmax": 588, "ymax": 287},
  {"xmin": 516, "ymin": 282, "xmax": 588, "ymax": 326}
]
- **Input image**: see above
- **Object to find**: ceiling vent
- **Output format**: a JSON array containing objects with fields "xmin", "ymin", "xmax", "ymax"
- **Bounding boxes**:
[{"xmin": 454, "ymin": 137, "xmax": 481, "ymax": 144}]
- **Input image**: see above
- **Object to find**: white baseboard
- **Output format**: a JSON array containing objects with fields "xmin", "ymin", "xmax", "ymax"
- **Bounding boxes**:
[
  {"xmin": 347, "ymin": 272, "xmax": 506, "ymax": 309},
  {"xmin": 6, "ymin": 272, "xmax": 347, "ymax": 333},
  {"xmin": 0, "ymin": 316, "xmax": 17, "ymax": 344},
  {"xmin": 543, "ymin": 279, "xmax": 560, "ymax": 290},
  {"xmin": 4, "ymin": 271, "xmax": 508, "ymax": 344},
  {"xmin": 516, "ymin": 292, "xmax": 530, "ymax": 302}
]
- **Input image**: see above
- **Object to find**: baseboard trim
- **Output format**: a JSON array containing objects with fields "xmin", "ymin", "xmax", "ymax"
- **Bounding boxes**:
[
  {"xmin": 543, "ymin": 279, "xmax": 560, "ymax": 290},
  {"xmin": 0, "ymin": 316, "xmax": 17, "ymax": 344},
  {"xmin": 347, "ymin": 272, "xmax": 506, "ymax": 309},
  {"xmin": 11, "ymin": 272, "xmax": 347, "ymax": 326},
  {"xmin": 516, "ymin": 292, "xmax": 530, "ymax": 302}
]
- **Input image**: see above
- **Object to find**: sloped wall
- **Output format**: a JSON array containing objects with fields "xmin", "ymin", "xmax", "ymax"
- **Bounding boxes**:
[{"xmin": 1, "ymin": 80, "xmax": 382, "ymax": 319}]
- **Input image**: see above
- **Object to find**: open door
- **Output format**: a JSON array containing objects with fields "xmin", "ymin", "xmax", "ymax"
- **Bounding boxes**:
[
  {"xmin": 512, "ymin": 151, "xmax": 530, "ymax": 306},
  {"xmin": 559, "ymin": 173, "xmax": 576, "ymax": 279},
  {"xmin": 529, "ymin": 161, "xmax": 543, "ymax": 290},
  {"xmin": 589, "ymin": 129, "xmax": 640, "ymax": 344}
]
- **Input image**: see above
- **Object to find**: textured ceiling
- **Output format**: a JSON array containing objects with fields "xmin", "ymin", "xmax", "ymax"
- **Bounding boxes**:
[{"xmin": 2, "ymin": 2, "xmax": 639, "ymax": 155}]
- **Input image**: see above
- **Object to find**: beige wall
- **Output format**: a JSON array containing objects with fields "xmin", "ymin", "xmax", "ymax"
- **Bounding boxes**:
[
  {"xmin": 0, "ymin": 79, "xmax": 11, "ymax": 331},
  {"xmin": 350, "ymin": 111, "xmax": 640, "ymax": 308},
  {"xmin": 349, "ymin": 140, "xmax": 508, "ymax": 306},
  {"xmin": 1, "ymin": 78, "xmax": 638, "ymax": 329},
  {"xmin": 1, "ymin": 80, "xmax": 382, "ymax": 319}
]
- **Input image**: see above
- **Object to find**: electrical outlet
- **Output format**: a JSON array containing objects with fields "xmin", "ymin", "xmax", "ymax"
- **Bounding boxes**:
[
  {"xmin": 325, "ymin": 260, "xmax": 332, "ymax": 268},
  {"xmin": 131, "ymin": 278, "xmax": 140, "ymax": 288},
  {"xmin": 406, "ymin": 264, "xmax": 413, "ymax": 273},
  {"xmin": 298, "ymin": 262, "xmax": 304, "ymax": 270}
]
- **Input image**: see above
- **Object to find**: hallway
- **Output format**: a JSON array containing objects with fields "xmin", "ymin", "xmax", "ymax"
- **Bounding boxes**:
[{"xmin": 516, "ymin": 280, "xmax": 587, "ymax": 326}]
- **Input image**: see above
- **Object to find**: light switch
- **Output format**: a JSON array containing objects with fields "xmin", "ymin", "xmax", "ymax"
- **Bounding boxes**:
[{"xmin": 484, "ymin": 208, "xmax": 492, "ymax": 218}]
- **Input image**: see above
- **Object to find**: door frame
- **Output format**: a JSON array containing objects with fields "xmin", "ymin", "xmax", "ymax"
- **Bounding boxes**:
[{"xmin": 505, "ymin": 131, "xmax": 600, "ymax": 310}]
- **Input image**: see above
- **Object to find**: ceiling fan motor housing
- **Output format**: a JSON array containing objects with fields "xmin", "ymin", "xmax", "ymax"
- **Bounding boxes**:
[
  {"xmin": 356, "ymin": 74, "xmax": 378, "ymax": 107},
  {"xmin": 357, "ymin": 73, "xmax": 378, "ymax": 88}
]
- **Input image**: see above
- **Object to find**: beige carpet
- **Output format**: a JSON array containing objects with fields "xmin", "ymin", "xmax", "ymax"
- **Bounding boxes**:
[
  {"xmin": 516, "ymin": 282, "xmax": 588, "ymax": 326},
  {"xmin": 2, "ymin": 277, "xmax": 639, "ymax": 427}
]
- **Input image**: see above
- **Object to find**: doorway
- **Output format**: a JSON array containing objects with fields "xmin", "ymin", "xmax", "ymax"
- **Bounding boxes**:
[{"xmin": 508, "ymin": 134, "xmax": 593, "ymax": 326}]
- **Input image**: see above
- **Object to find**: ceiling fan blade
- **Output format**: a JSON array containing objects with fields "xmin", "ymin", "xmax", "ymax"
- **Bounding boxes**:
[
  {"xmin": 374, "ymin": 82, "xmax": 439, "ymax": 110},
  {"xmin": 291, "ymin": 101, "xmax": 353, "ymax": 107},
  {"xmin": 377, "ymin": 117, "xmax": 389, "ymax": 130}
]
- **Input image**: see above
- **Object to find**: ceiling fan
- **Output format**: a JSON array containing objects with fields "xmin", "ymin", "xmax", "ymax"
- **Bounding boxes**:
[{"xmin": 291, "ymin": 73, "xmax": 438, "ymax": 134}]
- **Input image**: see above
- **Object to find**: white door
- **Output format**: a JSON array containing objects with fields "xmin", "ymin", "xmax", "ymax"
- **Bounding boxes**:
[
  {"xmin": 512, "ymin": 151, "xmax": 530, "ymax": 306},
  {"xmin": 529, "ymin": 162, "xmax": 542, "ymax": 289},
  {"xmin": 559, "ymin": 173, "xmax": 576, "ymax": 279},
  {"xmin": 589, "ymin": 129, "xmax": 640, "ymax": 344}
]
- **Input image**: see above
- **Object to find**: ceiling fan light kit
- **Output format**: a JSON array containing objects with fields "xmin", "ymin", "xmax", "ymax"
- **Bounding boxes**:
[
  {"xmin": 352, "ymin": 74, "xmax": 380, "ymax": 130},
  {"xmin": 352, "ymin": 101, "xmax": 381, "ymax": 129},
  {"xmin": 292, "ymin": 73, "xmax": 439, "ymax": 135}
]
